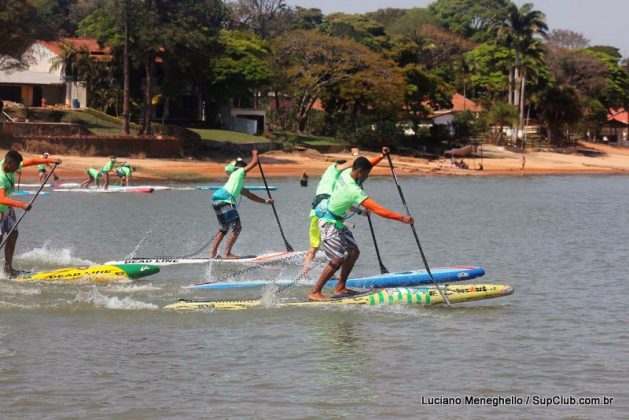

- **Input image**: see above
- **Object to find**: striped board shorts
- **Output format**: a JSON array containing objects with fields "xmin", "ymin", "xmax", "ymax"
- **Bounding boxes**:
[
  {"xmin": 318, "ymin": 219, "xmax": 357, "ymax": 260},
  {"xmin": 212, "ymin": 202, "xmax": 241, "ymax": 233},
  {"xmin": 0, "ymin": 208, "xmax": 17, "ymax": 235}
]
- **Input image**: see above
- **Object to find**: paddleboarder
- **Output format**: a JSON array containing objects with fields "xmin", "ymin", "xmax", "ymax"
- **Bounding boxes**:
[
  {"xmin": 80, "ymin": 167, "xmax": 102, "ymax": 188},
  {"xmin": 38, "ymin": 153, "xmax": 59, "ymax": 183},
  {"xmin": 0, "ymin": 150, "xmax": 61, "ymax": 277},
  {"xmin": 302, "ymin": 147, "xmax": 391, "ymax": 276},
  {"xmin": 209, "ymin": 150, "xmax": 273, "ymax": 259},
  {"xmin": 100, "ymin": 156, "xmax": 117, "ymax": 189},
  {"xmin": 115, "ymin": 163, "xmax": 133, "ymax": 186},
  {"xmin": 308, "ymin": 152, "xmax": 413, "ymax": 301}
]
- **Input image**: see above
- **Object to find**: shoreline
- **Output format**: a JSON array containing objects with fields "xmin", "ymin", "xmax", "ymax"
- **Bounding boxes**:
[{"xmin": 9, "ymin": 142, "xmax": 629, "ymax": 183}]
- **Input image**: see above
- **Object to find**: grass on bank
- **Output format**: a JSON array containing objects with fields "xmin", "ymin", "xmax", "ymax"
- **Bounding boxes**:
[{"xmin": 189, "ymin": 128, "xmax": 263, "ymax": 144}]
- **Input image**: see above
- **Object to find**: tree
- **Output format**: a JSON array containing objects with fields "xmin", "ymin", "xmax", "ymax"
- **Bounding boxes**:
[
  {"xmin": 428, "ymin": 0, "xmax": 511, "ymax": 42},
  {"xmin": 464, "ymin": 43, "xmax": 511, "ymax": 100},
  {"xmin": 546, "ymin": 29, "xmax": 589, "ymax": 49},
  {"xmin": 229, "ymin": 0, "xmax": 290, "ymax": 40},
  {"xmin": 211, "ymin": 29, "xmax": 272, "ymax": 106},
  {"xmin": 534, "ymin": 85, "xmax": 582, "ymax": 145},
  {"xmin": 0, "ymin": 0, "xmax": 46, "ymax": 71},
  {"xmin": 270, "ymin": 30, "xmax": 404, "ymax": 132},
  {"xmin": 497, "ymin": 2, "xmax": 547, "ymax": 143}
]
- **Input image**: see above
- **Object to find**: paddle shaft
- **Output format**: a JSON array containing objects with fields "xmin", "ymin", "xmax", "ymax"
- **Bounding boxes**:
[
  {"xmin": 366, "ymin": 212, "xmax": 388, "ymax": 274},
  {"xmin": 0, "ymin": 163, "xmax": 58, "ymax": 251},
  {"xmin": 385, "ymin": 154, "xmax": 451, "ymax": 306},
  {"xmin": 257, "ymin": 159, "xmax": 294, "ymax": 252}
]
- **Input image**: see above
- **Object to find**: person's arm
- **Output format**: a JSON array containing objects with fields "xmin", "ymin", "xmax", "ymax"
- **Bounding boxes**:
[
  {"xmin": 369, "ymin": 147, "xmax": 390, "ymax": 167},
  {"xmin": 22, "ymin": 157, "xmax": 61, "ymax": 167},
  {"xmin": 337, "ymin": 161, "xmax": 353, "ymax": 172},
  {"xmin": 361, "ymin": 197, "xmax": 413, "ymax": 224},
  {"xmin": 241, "ymin": 188, "xmax": 271, "ymax": 204},
  {"xmin": 244, "ymin": 150, "xmax": 259, "ymax": 173},
  {"xmin": 0, "ymin": 189, "xmax": 28, "ymax": 209}
]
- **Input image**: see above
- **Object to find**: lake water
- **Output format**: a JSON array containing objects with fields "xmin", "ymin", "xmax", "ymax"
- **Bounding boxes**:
[{"xmin": 0, "ymin": 175, "xmax": 627, "ymax": 418}]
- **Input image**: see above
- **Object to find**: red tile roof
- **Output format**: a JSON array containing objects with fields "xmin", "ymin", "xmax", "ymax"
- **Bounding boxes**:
[
  {"xmin": 40, "ymin": 38, "xmax": 111, "ymax": 61},
  {"xmin": 608, "ymin": 108, "xmax": 628, "ymax": 125},
  {"xmin": 451, "ymin": 93, "xmax": 482, "ymax": 112}
]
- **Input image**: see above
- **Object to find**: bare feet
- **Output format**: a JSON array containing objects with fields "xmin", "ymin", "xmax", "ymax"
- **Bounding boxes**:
[
  {"xmin": 223, "ymin": 254, "xmax": 241, "ymax": 260},
  {"xmin": 308, "ymin": 292, "xmax": 329, "ymax": 302},
  {"xmin": 333, "ymin": 288, "xmax": 359, "ymax": 296}
]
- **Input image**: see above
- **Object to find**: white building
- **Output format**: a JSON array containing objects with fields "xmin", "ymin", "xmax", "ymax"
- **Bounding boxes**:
[{"xmin": 0, "ymin": 39, "xmax": 108, "ymax": 108}]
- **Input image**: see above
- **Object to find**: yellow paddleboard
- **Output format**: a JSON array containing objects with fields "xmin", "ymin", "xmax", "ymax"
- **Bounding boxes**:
[
  {"xmin": 16, "ymin": 264, "xmax": 160, "ymax": 282},
  {"xmin": 165, "ymin": 284, "xmax": 514, "ymax": 311}
]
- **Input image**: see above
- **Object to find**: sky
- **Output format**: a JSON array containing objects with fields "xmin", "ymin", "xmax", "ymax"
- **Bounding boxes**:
[{"xmin": 285, "ymin": 0, "xmax": 628, "ymax": 56}]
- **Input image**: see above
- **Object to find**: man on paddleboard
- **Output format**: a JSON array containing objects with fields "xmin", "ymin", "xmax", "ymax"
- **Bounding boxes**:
[
  {"xmin": 308, "ymin": 152, "xmax": 413, "ymax": 301},
  {"xmin": 38, "ymin": 153, "xmax": 59, "ymax": 183},
  {"xmin": 115, "ymin": 164, "xmax": 133, "ymax": 186},
  {"xmin": 209, "ymin": 150, "xmax": 273, "ymax": 259},
  {"xmin": 0, "ymin": 150, "xmax": 61, "ymax": 277},
  {"xmin": 80, "ymin": 167, "xmax": 102, "ymax": 188},
  {"xmin": 302, "ymin": 147, "xmax": 390, "ymax": 276},
  {"xmin": 100, "ymin": 156, "xmax": 116, "ymax": 189}
]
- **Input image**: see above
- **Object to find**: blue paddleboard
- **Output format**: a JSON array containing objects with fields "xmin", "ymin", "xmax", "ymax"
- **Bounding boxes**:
[
  {"xmin": 195, "ymin": 185, "xmax": 277, "ymax": 191},
  {"xmin": 192, "ymin": 266, "xmax": 485, "ymax": 290},
  {"xmin": 13, "ymin": 190, "xmax": 51, "ymax": 196}
]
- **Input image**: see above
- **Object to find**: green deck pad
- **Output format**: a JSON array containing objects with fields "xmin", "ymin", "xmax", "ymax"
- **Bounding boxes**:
[{"xmin": 115, "ymin": 264, "xmax": 160, "ymax": 279}]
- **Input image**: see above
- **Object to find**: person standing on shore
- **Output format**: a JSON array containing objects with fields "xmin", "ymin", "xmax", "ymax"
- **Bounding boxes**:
[
  {"xmin": 308, "ymin": 152, "xmax": 413, "ymax": 301},
  {"xmin": 0, "ymin": 150, "xmax": 61, "ymax": 277},
  {"xmin": 302, "ymin": 147, "xmax": 390, "ymax": 277},
  {"xmin": 38, "ymin": 153, "xmax": 60, "ymax": 184},
  {"xmin": 521, "ymin": 155, "xmax": 526, "ymax": 176},
  {"xmin": 208, "ymin": 150, "xmax": 273, "ymax": 259}
]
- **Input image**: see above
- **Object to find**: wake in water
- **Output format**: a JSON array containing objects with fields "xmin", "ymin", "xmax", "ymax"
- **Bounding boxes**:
[
  {"xmin": 74, "ymin": 287, "xmax": 158, "ymax": 310},
  {"xmin": 16, "ymin": 243, "xmax": 94, "ymax": 267}
]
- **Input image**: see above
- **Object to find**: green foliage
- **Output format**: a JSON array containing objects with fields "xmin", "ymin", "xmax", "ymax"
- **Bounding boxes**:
[
  {"xmin": 535, "ymin": 85, "xmax": 582, "ymax": 145},
  {"xmin": 464, "ymin": 43, "xmax": 511, "ymax": 99},
  {"xmin": 452, "ymin": 110, "xmax": 486, "ymax": 142},
  {"xmin": 0, "ymin": 0, "xmax": 47, "ymax": 71},
  {"xmin": 211, "ymin": 30, "xmax": 272, "ymax": 101},
  {"xmin": 429, "ymin": 0, "xmax": 511, "ymax": 42}
]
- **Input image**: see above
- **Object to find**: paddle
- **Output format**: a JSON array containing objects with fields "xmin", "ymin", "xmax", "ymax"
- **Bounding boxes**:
[
  {"xmin": 366, "ymin": 212, "xmax": 388, "ymax": 274},
  {"xmin": 0, "ymin": 163, "xmax": 58, "ymax": 251},
  {"xmin": 257, "ymin": 157, "xmax": 294, "ymax": 252},
  {"xmin": 385, "ymin": 154, "xmax": 451, "ymax": 306}
]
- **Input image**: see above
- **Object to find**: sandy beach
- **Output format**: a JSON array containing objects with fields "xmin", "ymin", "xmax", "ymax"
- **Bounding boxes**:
[{"xmin": 10, "ymin": 142, "xmax": 629, "ymax": 183}]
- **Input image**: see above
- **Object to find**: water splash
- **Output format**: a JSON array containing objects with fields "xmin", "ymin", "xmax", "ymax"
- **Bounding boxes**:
[
  {"xmin": 74, "ymin": 287, "xmax": 158, "ymax": 310},
  {"xmin": 104, "ymin": 283, "xmax": 161, "ymax": 293},
  {"xmin": 16, "ymin": 244, "xmax": 93, "ymax": 267}
]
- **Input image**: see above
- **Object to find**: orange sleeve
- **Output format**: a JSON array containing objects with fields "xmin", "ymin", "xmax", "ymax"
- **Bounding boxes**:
[
  {"xmin": 22, "ymin": 158, "xmax": 54, "ymax": 167},
  {"xmin": 362, "ymin": 197, "xmax": 404, "ymax": 221},
  {"xmin": 369, "ymin": 154, "xmax": 384, "ymax": 166},
  {"xmin": 0, "ymin": 189, "xmax": 28, "ymax": 209}
]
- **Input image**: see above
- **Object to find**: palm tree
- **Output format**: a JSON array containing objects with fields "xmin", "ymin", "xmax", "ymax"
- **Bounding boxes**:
[{"xmin": 498, "ymin": 2, "xmax": 548, "ymax": 144}]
